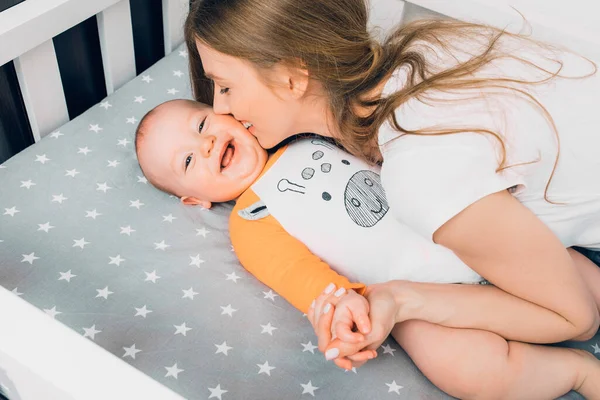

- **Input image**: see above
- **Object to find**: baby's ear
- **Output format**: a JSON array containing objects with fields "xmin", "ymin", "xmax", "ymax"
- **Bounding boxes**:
[{"xmin": 180, "ymin": 196, "xmax": 212, "ymax": 209}]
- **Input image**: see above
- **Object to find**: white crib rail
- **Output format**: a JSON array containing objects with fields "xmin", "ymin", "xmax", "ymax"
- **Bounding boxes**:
[
  {"xmin": 163, "ymin": 0, "xmax": 190, "ymax": 56},
  {"xmin": 12, "ymin": 40, "xmax": 69, "ymax": 143},
  {"xmin": 97, "ymin": 0, "xmax": 136, "ymax": 96},
  {"xmin": 0, "ymin": 0, "xmax": 189, "ymax": 141}
]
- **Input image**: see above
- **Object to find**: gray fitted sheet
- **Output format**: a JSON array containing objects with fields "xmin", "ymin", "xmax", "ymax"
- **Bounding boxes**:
[{"xmin": 0, "ymin": 45, "xmax": 596, "ymax": 400}]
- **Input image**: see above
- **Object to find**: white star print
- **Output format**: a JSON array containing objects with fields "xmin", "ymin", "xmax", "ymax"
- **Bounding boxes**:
[
  {"xmin": 134, "ymin": 96, "xmax": 146, "ymax": 103},
  {"xmin": 85, "ymin": 209, "xmax": 102, "ymax": 219},
  {"xmin": 99, "ymin": 101, "xmax": 112, "ymax": 109},
  {"xmin": 386, "ymin": 380, "xmax": 404, "ymax": 394},
  {"xmin": 109, "ymin": 255, "xmax": 125, "ymax": 266},
  {"xmin": 107, "ymin": 160, "xmax": 120, "ymax": 168},
  {"xmin": 83, "ymin": 325, "xmax": 101, "ymax": 340},
  {"xmin": 137, "ymin": 176, "xmax": 147, "ymax": 184},
  {"xmin": 208, "ymin": 384, "xmax": 227, "ymax": 400},
  {"xmin": 182, "ymin": 287, "xmax": 198, "ymax": 300},
  {"xmin": 257, "ymin": 361, "xmax": 275, "ymax": 376},
  {"xmin": 52, "ymin": 194, "xmax": 67, "ymax": 204},
  {"xmin": 44, "ymin": 306, "xmax": 61, "ymax": 319},
  {"xmin": 173, "ymin": 70, "xmax": 183, "ymax": 77},
  {"xmin": 154, "ymin": 240, "xmax": 170, "ymax": 250},
  {"xmin": 126, "ymin": 116, "xmax": 138, "ymax": 124},
  {"xmin": 196, "ymin": 227, "xmax": 210, "ymax": 237},
  {"xmin": 20, "ymin": 180, "xmax": 35, "ymax": 189},
  {"xmin": 38, "ymin": 222, "xmax": 54, "ymax": 232},
  {"xmin": 167, "ymin": 88, "xmax": 179, "ymax": 95},
  {"xmin": 117, "ymin": 138, "xmax": 130, "ymax": 147},
  {"xmin": 89, "ymin": 124, "xmax": 102, "ymax": 133},
  {"xmin": 381, "ymin": 344, "xmax": 396, "ymax": 356},
  {"xmin": 21, "ymin": 252, "xmax": 39, "ymax": 264},
  {"xmin": 260, "ymin": 323, "xmax": 277, "ymax": 335},
  {"xmin": 50, "ymin": 131, "xmax": 64, "ymax": 138},
  {"xmin": 73, "ymin": 238, "xmax": 90, "ymax": 249},
  {"xmin": 65, "ymin": 169, "xmax": 79, "ymax": 177},
  {"xmin": 96, "ymin": 182, "xmax": 112, "ymax": 193},
  {"xmin": 178, "ymin": 49, "xmax": 188, "ymax": 58},
  {"xmin": 144, "ymin": 270, "xmax": 161, "ymax": 283},
  {"xmin": 189, "ymin": 254, "xmax": 205, "ymax": 267},
  {"xmin": 120, "ymin": 226, "xmax": 135, "ymax": 235},
  {"xmin": 134, "ymin": 305, "xmax": 152, "ymax": 318},
  {"xmin": 165, "ymin": 363, "xmax": 183, "ymax": 379},
  {"xmin": 130, "ymin": 199, "xmax": 144, "ymax": 209},
  {"xmin": 220, "ymin": 304, "xmax": 237, "ymax": 317},
  {"xmin": 174, "ymin": 322, "xmax": 192, "ymax": 336},
  {"xmin": 3, "ymin": 206, "xmax": 19, "ymax": 216},
  {"xmin": 75, "ymin": 328, "xmax": 100, "ymax": 347},
  {"xmin": 592, "ymin": 343, "xmax": 600, "ymax": 354},
  {"xmin": 96, "ymin": 286, "xmax": 114, "ymax": 299},
  {"xmin": 215, "ymin": 341, "xmax": 233, "ymax": 356},
  {"xmin": 300, "ymin": 381, "xmax": 318, "ymax": 396},
  {"xmin": 78, "ymin": 147, "xmax": 91, "ymax": 155},
  {"xmin": 225, "ymin": 272, "xmax": 241, "ymax": 283},
  {"xmin": 301, "ymin": 341, "xmax": 317, "ymax": 354},
  {"xmin": 263, "ymin": 290, "xmax": 278, "ymax": 301},
  {"xmin": 58, "ymin": 270, "xmax": 76, "ymax": 282},
  {"xmin": 35, "ymin": 154, "xmax": 50, "ymax": 164},
  {"xmin": 123, "ymin": 344, "xmax": 141, "ymax": 359},
  {"xmin": 12, "ymin": 288, "xmax": 23, "ymax": 296},
  {"xmin": 141, "ymin": 74, "xmax": 153, "ymax": 83},
  {"xmin": 163, "ymin": 214, "xmax": 177, "ymax": 222}
]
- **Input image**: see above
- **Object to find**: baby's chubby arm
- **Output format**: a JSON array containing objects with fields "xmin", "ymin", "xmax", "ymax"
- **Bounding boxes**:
[{"xmin": 230, "ymin": 189, "xmax": 378, "ymax": 367}]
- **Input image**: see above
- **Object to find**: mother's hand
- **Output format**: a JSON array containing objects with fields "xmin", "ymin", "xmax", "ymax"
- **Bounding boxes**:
[{"xmin": 311, "ymin": 281, "xmax": 415, "ymax": 370}]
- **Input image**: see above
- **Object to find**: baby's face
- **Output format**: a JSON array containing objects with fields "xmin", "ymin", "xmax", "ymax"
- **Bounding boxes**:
[{"xmin": 138, "ymin": 100, "xmax": 268, "ymax": 203}]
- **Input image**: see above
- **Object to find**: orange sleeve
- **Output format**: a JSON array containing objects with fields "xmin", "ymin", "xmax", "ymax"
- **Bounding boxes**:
[{"xmin": 230, "ymin": 187, "xmax": 366, "ymax": 314}]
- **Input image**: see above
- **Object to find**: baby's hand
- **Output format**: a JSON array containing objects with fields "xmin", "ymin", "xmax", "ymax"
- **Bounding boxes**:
[{"xmin": 306, "ymin": 284, "xmax": 377, "ymax": 370}]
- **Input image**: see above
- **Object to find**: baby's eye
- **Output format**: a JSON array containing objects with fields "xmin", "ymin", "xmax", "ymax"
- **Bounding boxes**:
[
  {"xmin": 198, "ymin": 117, "xmax": 206, "ymax": 133},
  {"xmin": 219, "ymin": 87, "xmax": 230, "ymax": 95},
  {"xmin": 185, "ymin": 155, "xmax": 193, "ymax": 170}
]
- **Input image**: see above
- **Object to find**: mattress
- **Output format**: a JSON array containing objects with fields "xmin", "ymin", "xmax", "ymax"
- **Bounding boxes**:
[{"xmin": 0, "ymin": 44, "xmax": 596, "ymax": 399}]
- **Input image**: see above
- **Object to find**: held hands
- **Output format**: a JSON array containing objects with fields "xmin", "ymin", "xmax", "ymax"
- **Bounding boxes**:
[{"xmin": 306, "ymin": 281, "xmax": 408, "ymax": 370}]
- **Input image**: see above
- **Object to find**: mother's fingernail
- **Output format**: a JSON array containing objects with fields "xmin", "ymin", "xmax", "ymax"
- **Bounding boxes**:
[
  {"xmin": 325, "ymin": 348, "xmax": 339, "ymax": 360},
  {"xmin": 310, "ymin": 299, "xmax": 316, "ymax": 309},
  {"xmin": 324, "ymin": 283, "xmax": 336, "ymax": 294},
  {"xmin": 334, "ymin": 287, "xmax": 346, "ymax": 297},
  {"xmin": 323, "ymin": 303, "xmax": 331, "ymax": 314}
]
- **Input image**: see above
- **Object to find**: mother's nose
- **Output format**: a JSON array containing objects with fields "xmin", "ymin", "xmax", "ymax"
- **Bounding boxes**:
[
  {"xmin": 212, "ymin": 90, "xmax": 230, "ymax": 115},
  {"xmin": 199, "ymin": 135, "xmax": 216, "ymax": 157}
]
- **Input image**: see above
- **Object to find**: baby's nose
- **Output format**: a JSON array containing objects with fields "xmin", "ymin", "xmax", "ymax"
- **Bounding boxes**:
[{"xmin": 199, "ymin": 135, "xmax": 216, "ymax": 157}]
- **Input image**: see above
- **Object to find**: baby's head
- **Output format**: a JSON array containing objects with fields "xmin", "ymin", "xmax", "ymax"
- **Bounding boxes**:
[{"xmin": 135, "ymin": 99, "xmax": 268, "ymax": 208}]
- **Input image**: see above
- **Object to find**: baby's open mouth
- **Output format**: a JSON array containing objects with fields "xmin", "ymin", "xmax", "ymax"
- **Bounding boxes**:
[{"xmin": 220, "ymin": 141, "xmax": 235, "ymax": 171}]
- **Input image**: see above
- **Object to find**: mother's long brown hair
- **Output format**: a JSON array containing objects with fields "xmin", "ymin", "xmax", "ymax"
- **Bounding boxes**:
[{"xmin": 184, "ymin": 0, "xmax": 595, "ymax": 198}]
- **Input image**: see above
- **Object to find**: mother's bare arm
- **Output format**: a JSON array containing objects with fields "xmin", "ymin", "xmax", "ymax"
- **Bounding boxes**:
[{"xmin": 388, "ymin": 190, "xmax": 599, "ymax": 343}]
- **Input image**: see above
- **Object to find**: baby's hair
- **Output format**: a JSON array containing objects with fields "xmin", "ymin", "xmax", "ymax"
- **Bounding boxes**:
[{"xmin": 134, "ymin": 101, "xmax": 178, "ymax": 195}]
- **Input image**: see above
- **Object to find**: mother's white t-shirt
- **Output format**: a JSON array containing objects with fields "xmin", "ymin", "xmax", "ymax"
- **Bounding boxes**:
[{"xmin": 378, "ymin": 41, "xmax": 600, "ymax": 249}]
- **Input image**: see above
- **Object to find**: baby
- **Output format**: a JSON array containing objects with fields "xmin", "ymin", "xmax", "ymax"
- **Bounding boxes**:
[{"xmin": 136, "ymin": 100, "xmax": 600, "ymax": 397}]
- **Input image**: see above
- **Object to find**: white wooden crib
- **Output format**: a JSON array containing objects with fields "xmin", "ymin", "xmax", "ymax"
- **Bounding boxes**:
[{"xmin": 0, "ymin": 0, "xmax": 598, "ymax": 398}]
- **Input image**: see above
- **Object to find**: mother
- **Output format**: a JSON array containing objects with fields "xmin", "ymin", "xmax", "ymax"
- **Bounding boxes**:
[{"xmin": 183, "ymin": 0, "xmax": 600, "ymax": 397}]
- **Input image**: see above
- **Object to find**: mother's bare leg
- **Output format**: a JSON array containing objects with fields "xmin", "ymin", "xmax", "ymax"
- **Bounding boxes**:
[{"xmin": 392, "ymin": 319, "xmax": 600, "ymax": 399}]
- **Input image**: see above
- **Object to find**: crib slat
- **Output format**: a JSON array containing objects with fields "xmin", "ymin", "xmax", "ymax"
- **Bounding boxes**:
[
  {"xmin": 97, "ymin": 0, "xmax": 136, "ymax": 94},
  {"xmin": 13, "ymin": 40, "xmax": 69, "ymax": 142},
  {"xmin": 162, "ymin": 0, "xmax": 190, "ymax": 55}
]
